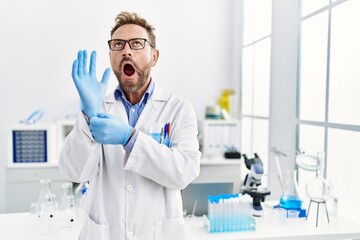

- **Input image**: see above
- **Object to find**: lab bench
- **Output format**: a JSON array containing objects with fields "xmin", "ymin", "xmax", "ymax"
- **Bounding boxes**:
[
  {"xmin": 0, "ymin": 212, "xmax": 359, "ymax": 240},
  {"xmin": 185, "ymin": 215, "xmax": 360, "ymax": 240},
  {"xmin": 5, "ymin": 157, "xmax": 242, "ymax": 214}
]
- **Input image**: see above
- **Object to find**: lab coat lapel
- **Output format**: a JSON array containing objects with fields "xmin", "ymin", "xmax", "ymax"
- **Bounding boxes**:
[
  {"xmin": 135, "ymin": 85, "xmax": 167, "ymax": 129},
  {"xmin": 104, "ymin": 94, "xmax": 116, "ymax": 113},
  {"xmin": 104, "ymin": 94, "xmax": 128, "ymax": 122}
]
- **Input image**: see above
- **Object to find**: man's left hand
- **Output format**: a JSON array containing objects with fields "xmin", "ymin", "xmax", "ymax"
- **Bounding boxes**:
[{"xmin": 89, "ymin": 113, "xmax": 134, "ymax": 145}]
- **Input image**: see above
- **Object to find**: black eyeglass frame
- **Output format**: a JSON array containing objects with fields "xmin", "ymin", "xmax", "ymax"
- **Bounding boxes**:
[{"xmin": 107, "ymin": 38, "xmax": 155, "ymax": 51}]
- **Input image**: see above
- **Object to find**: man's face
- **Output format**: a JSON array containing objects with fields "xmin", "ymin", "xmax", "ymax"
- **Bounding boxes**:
[{"xmin": 110, "ymin": 24, "xmax": 159, "ymax": 94}]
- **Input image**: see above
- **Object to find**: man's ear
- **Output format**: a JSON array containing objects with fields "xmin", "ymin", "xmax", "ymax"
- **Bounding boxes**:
[{"xmin": 151, "ymin": 49, "xmax": 159, "ymax": 67}]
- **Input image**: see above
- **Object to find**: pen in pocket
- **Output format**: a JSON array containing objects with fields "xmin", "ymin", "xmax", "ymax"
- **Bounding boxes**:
[
  {"xmin": 163, "ymin": 122, "xmax": 171, "ymax": 140},
  {"xmin": 160, "ymin": 127, "xmax": 164, "ymax": 144}
]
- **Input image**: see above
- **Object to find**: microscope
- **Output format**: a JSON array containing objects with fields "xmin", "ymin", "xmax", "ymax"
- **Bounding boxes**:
[{"xmin": 241, "ymin": 153, "xmax": 271, "ymax": 216}]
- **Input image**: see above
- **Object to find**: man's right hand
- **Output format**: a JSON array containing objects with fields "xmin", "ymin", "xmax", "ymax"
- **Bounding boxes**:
[{"xmin": 72, "ymin": 50, "xmax": 112, "ymax": 117}]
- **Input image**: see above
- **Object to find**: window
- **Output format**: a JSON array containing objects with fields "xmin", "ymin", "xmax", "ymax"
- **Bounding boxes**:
[
  {"xmin": 298, "ymin": 0, "xmax": 360, "ymax": 223},
  {"xmin": 240, "ymin": 0, "xmax": 272, "ymax": 182}
]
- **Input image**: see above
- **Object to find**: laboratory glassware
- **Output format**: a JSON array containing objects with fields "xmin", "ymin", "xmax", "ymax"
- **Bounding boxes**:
[
  {"xmin": 60, "ymin": 195, "xmax": 78, "ymax": 228},
  {"xmin": 40, "ymin": 193, "xmax": 60, "ymax": 235},
  {"xmin": 279, "ymin": 169, "xmax": 303, "ymax": 210},
  {"xmin": 305, "ymin": 152, "xmax": 331, "ymax": 227},
  {"xmin": 59, "ymin": 182, "xmax": 73, "ymax": 211},
  {"xmin": 59, "ymin": 182, "xmax": 79, "ymax": 228},
  {"xmin": 38, "ymin": 179, "xmax": 52, "ymax": 206},
  {"xmin": 29, "ymin": 202, "xmax": 41, "ymax": 232}
]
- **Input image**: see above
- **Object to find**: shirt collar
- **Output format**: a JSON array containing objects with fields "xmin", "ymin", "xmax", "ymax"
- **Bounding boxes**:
[{"xmin": 114, "ymin": 79, "xmax": 154, "ymax": 106}]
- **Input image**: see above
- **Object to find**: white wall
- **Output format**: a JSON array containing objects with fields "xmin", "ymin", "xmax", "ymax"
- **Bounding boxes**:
[{"xmin": 0, "ymin": 0, "xmax": 237, "ymax": 212}]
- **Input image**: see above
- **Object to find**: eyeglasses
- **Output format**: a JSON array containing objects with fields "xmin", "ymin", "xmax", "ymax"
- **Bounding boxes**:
[{"xmin": 107, "ymin": 38, "xmax": 155, "ymax": 51}]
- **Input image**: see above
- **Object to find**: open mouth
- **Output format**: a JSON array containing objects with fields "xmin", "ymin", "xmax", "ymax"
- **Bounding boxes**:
[{"xmin": 123, "ymin": 63, "xmax": 135, "ymax": 76}]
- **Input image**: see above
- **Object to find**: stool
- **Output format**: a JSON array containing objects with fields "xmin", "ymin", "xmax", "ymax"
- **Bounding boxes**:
[{"xmin": 306, "ymin": 198, "xmax": 330, "ymax": 227}]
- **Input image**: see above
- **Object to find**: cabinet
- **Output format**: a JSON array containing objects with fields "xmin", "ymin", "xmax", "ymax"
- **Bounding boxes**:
[
  {"xmin": 5, "ymin": 167, "xmax": 68, "ymax": 213},
  {"xmin": 202, "ymin": 119, "xmax": 240, "ymax": 158},
  {"xmin": 6, "ymin": 120, "xmax": 75, "ymax": 213}
]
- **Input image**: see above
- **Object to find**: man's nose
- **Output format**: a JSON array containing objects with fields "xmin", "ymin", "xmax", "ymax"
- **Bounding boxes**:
[{"xmin": 122, "ymin": 42, "xmax": 132, "ymax": 56}]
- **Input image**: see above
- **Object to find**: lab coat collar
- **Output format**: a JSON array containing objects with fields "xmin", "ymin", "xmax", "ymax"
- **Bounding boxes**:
[
  {"xmin": 134, "ymin": 84, "xmax": 169, "ymax": 129},
  {"xmin": 103, "ymin": 83, "xmax": 169, "ymax": 128}
]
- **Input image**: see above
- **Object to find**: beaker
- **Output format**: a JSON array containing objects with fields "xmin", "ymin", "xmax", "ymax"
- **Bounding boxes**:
[
  {"xmin": 279, "ymin": 170, "xmax": 302, "ymax": 209},
  {"xmin": 38, "ymin": 179, "xmax": 52, "ymax": 206},
  {"xmin": 273, "ymin": 208, "xmax": 287, "ymax": 225}
]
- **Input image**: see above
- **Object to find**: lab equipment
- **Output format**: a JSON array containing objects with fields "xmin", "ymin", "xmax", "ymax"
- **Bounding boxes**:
[
  {"xmin": 89, "ymin": 113, "xmax": 133, "ymax": 145},
  {"xmin": 9, "ymin": 123, "xmax": 57, "ymax": 167},
  {"xmin": 205, "ymin": 105, "xmax": 222, "ymax": 119},
  {"xmin": 59, "ymin": 195, "xmax": 78, "ymax": 228},
  {"xmin": 241, "ymin": 153, "xmax": 271, "ymax": 215},
  {"xmin": 278, "ymin": 169, "xmax": 303, "ymax": 210},
  {"xmin": 182, "ymin": 183, "xmax": 234, "ymax": 216},
  {"xmin": 59, "ymin": 182, "xmax": 74, "ymax": 211},
  {"xmin": 72, "ymin": 50, "xmax": 111, "ymax": 117},
  {"xmin": 295, "ymin": 153, "xmax": 321, "ymax": 172},
  {"xmin": 305, "ymin": 152, "xmax": 331, "ymax": 227},
  {"xmin": 38, "ymin": 179, "xmax": 52, "ymax": 206},
  {"xmin": 40, "ymin": 193, "xmax": 60, "ymax": 235},
  {"xmin": 273, "ymin": 149, "xmax": 305, "ymax": 216},
  {"xmin": 272, "ymin": 148, "xmax": 327, "ymax": 218},
  {"xmin": 224, "ymin": 148, "xmax": 241, "ymax": 159},
  {"xmin": 205, "ymin": 193, "xmax": 255, "ymax": 233},
  {"xmin": 20, "ymin": 109, "xmax": 44, "ymax": 125},
  {"xmin": 287, "ymin": 209, "xmax": 300, "ymax": 218},
  {"xmin": 186, "ymin": 200, "xmax": 198, "ymax": 218},
  {"xmin": 202, "ymin": 119, "xmax": 240, "ymax": 158},
  {"xmin": 273, "ymin": 207, "xmax": 287, "ymax": 225},
  {"xmin": 29, "ymin": 202, "xmax": 41, "ymax": 232}
]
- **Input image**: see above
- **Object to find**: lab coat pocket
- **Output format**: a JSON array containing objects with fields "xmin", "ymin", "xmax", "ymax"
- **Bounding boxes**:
[
  {"xmin": 149, "ymin": 122, "xmax": 171, "ymax": 147},
  {"xmin": 150, "ymin": 132, "xmax": 171, "ymax": 147},
  {"xmin": 79, "ymin": 211, "xmax": 109, "ymax": 240},
  {"xmin": 155, "ymin": 217, "xmax": 186, "ymax": 240}
]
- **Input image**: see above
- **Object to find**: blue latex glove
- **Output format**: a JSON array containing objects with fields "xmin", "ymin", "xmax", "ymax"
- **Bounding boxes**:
[
  {"xmin": 89, "ymin": 113, "xmax": 134, "ymax": 145},
  {"xmin": 72, "ymin": 50, "xmax": 112, "ymax": 117}
]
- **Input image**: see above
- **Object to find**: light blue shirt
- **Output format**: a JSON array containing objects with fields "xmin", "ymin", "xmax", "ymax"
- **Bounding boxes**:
[{"xmin": 114, "ymin": 80, "xmax": 154, "ymax": 152}]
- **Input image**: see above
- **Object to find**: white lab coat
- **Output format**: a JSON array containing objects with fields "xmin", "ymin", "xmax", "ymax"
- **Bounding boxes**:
[{"xmin": 59, "ymin": 84, "xmax": 201, "ymax": 240}]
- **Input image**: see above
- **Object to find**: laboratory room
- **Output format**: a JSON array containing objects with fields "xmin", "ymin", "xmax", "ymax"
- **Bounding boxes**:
[{"xmin": 1, "ymin": 0, "xmax": 360, "ymax": 239}]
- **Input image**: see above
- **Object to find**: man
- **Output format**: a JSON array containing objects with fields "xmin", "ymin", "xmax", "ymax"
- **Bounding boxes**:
[{"xmin": 59, "ymin": 11, "xmax": 201, "ymax": 240}]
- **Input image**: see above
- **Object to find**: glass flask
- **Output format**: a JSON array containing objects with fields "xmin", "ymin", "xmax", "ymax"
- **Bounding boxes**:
[
  {"xmin": 40, "ymin": 193, "xmax": 59, "ymax": 235},
  {"xmin": 305, "ymin": 152, "xmax": 332, "ymax": 201},
  {"xmin": 29, "ymin": 202, "xmax": 41, "ymax": 232},
  {"xmin": 59, "ymin": 182, "xmax": 73, "ymax": 211},
  {"xmin": 279, "ymin": 169, "xmax": 302, "ymax": 209},
  {"xmin": 60, "ymin": 195, "xmax": 79, "ymax": 228},
  {"xmin": 38, "ymin": 179, "xmax": 52, "ymax": 206}
]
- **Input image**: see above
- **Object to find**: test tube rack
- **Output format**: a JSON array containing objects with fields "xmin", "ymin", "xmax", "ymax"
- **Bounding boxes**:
[{"xmin": 205, "ymin": 193, "xmax": 256, "ymax": 233}]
